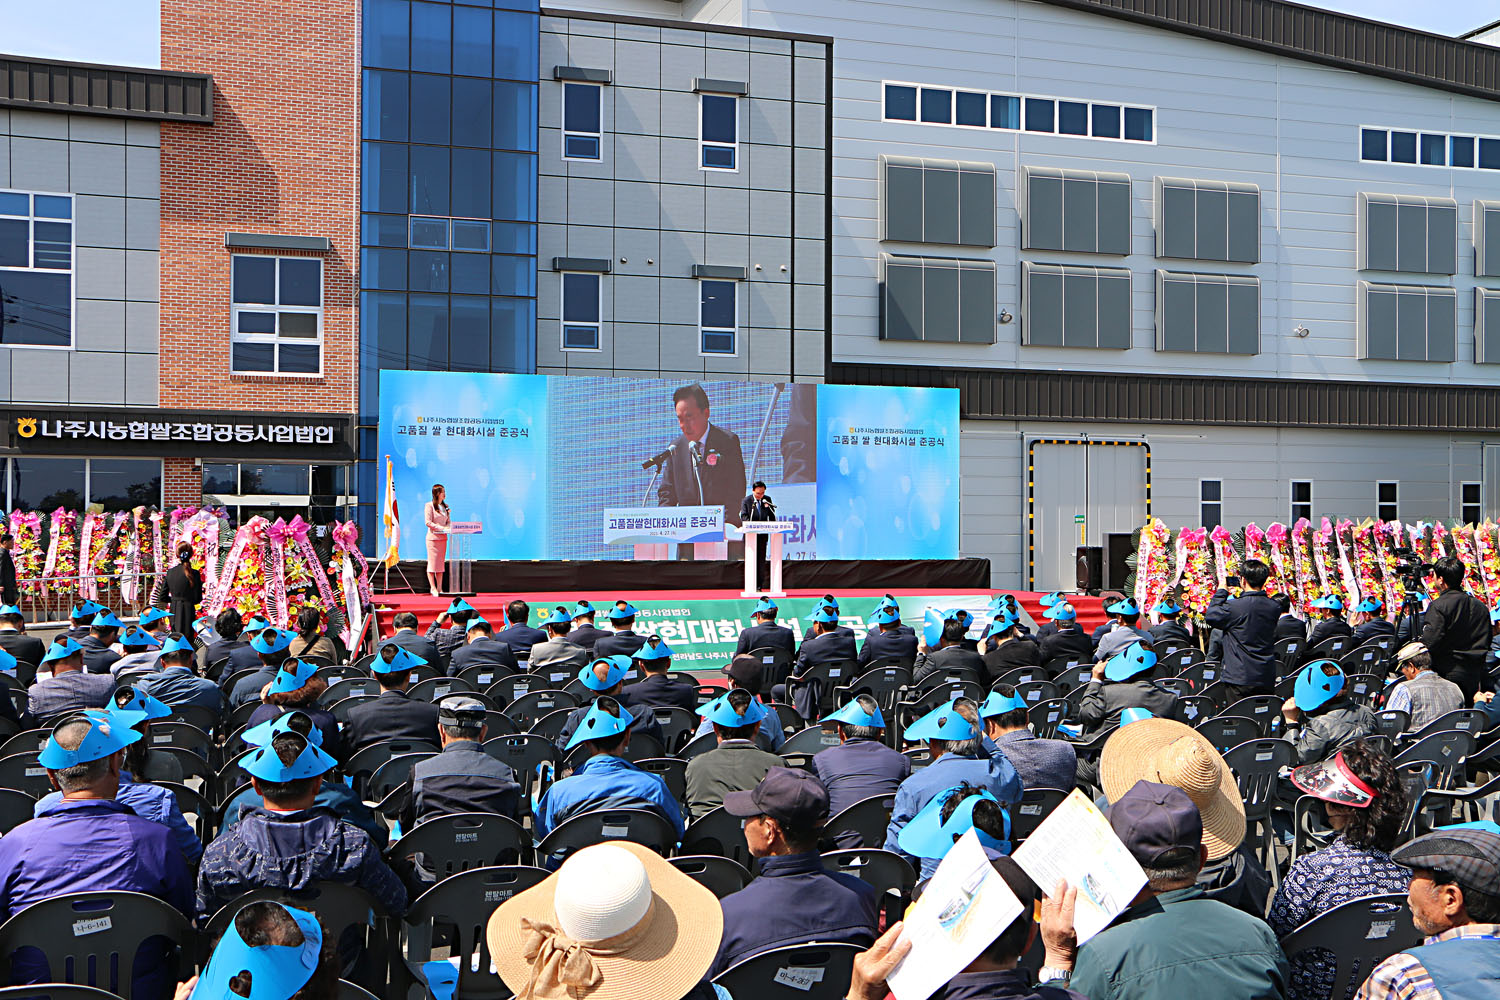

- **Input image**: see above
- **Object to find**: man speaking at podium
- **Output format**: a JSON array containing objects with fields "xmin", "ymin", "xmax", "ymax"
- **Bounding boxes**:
[
  {"xmin": 741, "ymin": 481, "xmax": 776, "ymax": 588},
  {"xmin": 656, "ymin": 383, "xmax": 746, "ymax": 558}
]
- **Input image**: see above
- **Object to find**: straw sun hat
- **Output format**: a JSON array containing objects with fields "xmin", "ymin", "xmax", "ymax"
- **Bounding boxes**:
[
  {"xmin": 1100, "ymin": 717, "xmax": 1247, "ymax": 861},
  {"xmin": 486, "ymin": 841, "xmax": 723, "ymax": 1000}
]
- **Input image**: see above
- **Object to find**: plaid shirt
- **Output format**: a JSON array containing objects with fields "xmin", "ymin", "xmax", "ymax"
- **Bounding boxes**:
[{"xmin": 1356, "ymin": 924, "xmax": 1500, "ymax": 1000}]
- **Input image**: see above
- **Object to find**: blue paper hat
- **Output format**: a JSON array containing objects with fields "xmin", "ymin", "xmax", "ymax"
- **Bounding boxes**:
[
  {"xmin": 445, "ymin": 598, "xmax": 476, "ymax": 616},
  {"xmin": 897, "ymin": 785, "xmax": 1009, "ymax": 860},
  {"xmin": 1039, "ymin": 592, "xmax": 1063, "ymax": 607},
  {"xmin": 41, "ymin": 637, "xmax": 83, "ymax": 664},
  {"xmin": 870, "ymin": 607, "xmax": 900, "ymax": 626},
  {"xmin": 945, "ymin": 609, "xmax": 974, "ymax": 629},
  {"xmin": 1151, "ymin": 599, "xmax": 1182, "ymax": 615},
  {"xmin": 634, "ymin": 635, "xmax": 672, "ymax": 661},
  {"xmin": 70, "ymin": 600, "xmax": 106, "ymax": 620},
  {"xmin": 373, "ymin": 642, "xmax": 426, "ymax": 674},
  {"xmin": 159, "ymin": 634, "xmax": 195, "ymax": 656},
  {"xmin": 750, "ymin": 598, "xmax": 778, "ymax": 618},
  {"xmin": 0, "ymin": 604, "xmax": 22, "ymax": 619},
  {"xmin": 978, "ymin": 690, "xmax": 1027, "ymax": 718},
  {"xmin": 1492, "ymin": 605, "xmax": 1500, "ymax": 624},
  {"xmin": 1120, "ymin": 707, "xmax": 1154, "ymax": 726},
  {"xmin": 700, "ymin": 690, "xmax": 769, "ymax": 728},
  {"xmin": 244, "ymin": 615, "xmax": 272, "ymax": 632},
  {"xmin": 607, "ymin": 603, "xmax": 638, "ymax": 622},
  {"xmin": 193, "ymin": 901, "xmax": 323, "ymax": 1000},
  {"xmin": 811, "ymin": 606, "xmax": 840, "ymax": 624},
  {"xmin": 1105, "ymin": 597, "xmax": 1140, "ymax": 616},
  {"xmin": 905, "ymin": 700, "xmax": 979, "ymax": 742},
  {"xmin": 538, "ymin": 606, "xmax": 573, "ymax": 628},
  {"xmin": 423, "ymin": 960, "xmax": 459, "ymax": 1000},
  {"xmin": 822, "ymin": 699, "xmax": 884, "ymax": 729},
  {"xmin": 922, "ymin": 607, "xmax": 945, "ymax": 648},
  {"xmin": 1295, "ymin": 660, "xmax": 1346, "ymax": 711},
  {"xmin": 38, "ymin": 709, "xmax": 144, "ymax": 768},
  {"xmin": 192, "ymin": 615, "xmax": 214, "ymax": 635},
  {"xmin": 989, "ymin": 610, "xmax": 1020, "ymax": 631},
  {"xmin": 92, "ymin": 610, "xmax": 125, "ymax": 630},
  {"xmin": 1311, "ymin": 595, "xmax": 1344, "ymax": 611},
  {"xmin": 119, "ymin": 626, "xmax": 160, "ymax": 649},
  {"xmin": 562, "ymin": 701, "xmax": 635, "ymax": 750},
  {"xmin": 0, "ymin": 647, "xmax": 16, "ymax": 674},
  {"xmin": 139, "ymin": 608, "xmax": 171, "ymax": 628},
  {"xmin": 270, "ymin": 658, "xmax": 317, "ymax": 695},
  {"xmin": 1043, "ymin": 602, "xmax": 1076, "ymax": 621},
  {"xmin": 1436, "ymin": 820, "xmax": 1500, "ymax": 835},
  {"xmin": 1353, "ymin": 597, "xmax": 1383, "ymax": 614},
  {"xmin": 1104, "ymin": 641, "xmax": 1158, "ymax": 681},
  {"xmin": 817, "ymin": 594, "xmax": 840, "ymax": 611},
  {"xmin": 250, "ymin": 629, "xmax": 293, "ymax": 655},
  {"xmin": 242, "ymin": 710, "xmax": 325, "ymax": 748},
  {"xmin": 580, "ymin": 655, "xmax": 632, "ymax": 691},
  {"xmin": 113, "ymin": 685, "xmax": 173, "ymax": 721},
  {"xmin": 465, "ymin": 615, "xmax": 491, "ymax": 633},
  {"xmin": 242, "ymin": 734, "xmax": 337, "ymax": 782},
  {"xmin": 570, "ymin": 601, "xmax": 596, "ymax": 619},
  {"xmin": 875, "ymin": 594, "xmax": 899, "ymax": 611}
]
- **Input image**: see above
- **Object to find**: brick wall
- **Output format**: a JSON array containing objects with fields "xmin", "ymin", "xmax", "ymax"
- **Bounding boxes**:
[
  {"xmin": 162, "ymin": 456, "xmax": 200, "ymax": 508},
  {"xmin": 159, "ymin": 0, "xmax": 359, "ymax": 415}
]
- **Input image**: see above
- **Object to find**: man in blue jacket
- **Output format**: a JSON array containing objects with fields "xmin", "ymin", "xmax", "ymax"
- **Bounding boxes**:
[
  {"xmin": 1204, "ymin": 558, "xmax": 1281, "ymax": 700},
  {"xmin": 140, "ymin": 633, "xmax": 222, "ymax": 713},
  {"xmin": 813, "ymin": 696, "xmax": 911, "ymax": 848}
]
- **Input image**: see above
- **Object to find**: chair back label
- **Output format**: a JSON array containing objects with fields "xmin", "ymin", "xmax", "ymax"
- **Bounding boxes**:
[
  {"xmin": 73, "ymin": 916, "xmax": 112, "ymax": 936},
  {"xmin": 1368, "ymin": 919, "xmax": 1396, "ymax": 939},
  {"xmin": 774, "ymin": 966, "xmax": 826, "ymax": 990},
  {"xmin": 456, "ymin": 832, "xmax": 479, "ymax": 843}
]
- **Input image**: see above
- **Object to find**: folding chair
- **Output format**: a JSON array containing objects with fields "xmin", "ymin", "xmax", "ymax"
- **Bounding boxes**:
[
  {"xmin": 669, "ymin": 855, "xmax": 752, "ymax": 898},
  {"xmin": 1194, "ymin": 716, "xmax": 1260, "ymax": 754},
  {"xmin": 1222, "ymin": 737, "xmax": 1295, "ymax": 888},
  {"xmin": 780, "ymin": 725, "xmax": 842, "ymax": 755},
  {"xmin": 389, "ymin": 812, "xmax": 530, "ymax": 876},
  {"xmin": 400, "ymin": 865, "xmax": 549, "ymax": 1000},
  {"xmin": 713, "ymin": 942, "xmax": 861, "ymax": 1000},
  {"xmin": 822, "ymin": 794, "xmax": 894, "ymax": 851},
  {"xmin": 1278, "ymin": 894, "xmax": 1420, "ymax": 1000},
  {"xmin": 536, "ymin": 808, "xmax": 679, "ymax": 865},
  {"xmin": 680, "ymin": 805, "xmax": 754, "ymax": 869},
  {"xmin": 635, "ymin": 757, "xmax": 688, "ymax": 806},
  {"xmin": 820, "ymin": 849, "xmax": 918, "ymax": 928},
  {"xmin": 1011, "ymin": 786, "xmax": 1068, "ymax": 846}
]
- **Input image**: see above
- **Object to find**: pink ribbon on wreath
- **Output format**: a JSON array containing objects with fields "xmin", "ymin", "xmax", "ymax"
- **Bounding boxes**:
[
  {"xmin": 266, "ymin": 518, "xmax": 290, "ymax": 627},
  {"xmin": 209, "ymin": 516, "xmax": 267, "ymax": 616},
  {"xmin": 332, "ymin": 522, "xmax": 359, "ymax": 551},
  {"xmin": 286, "ymin": 517, "xmax": 338, "ymax": 629}
]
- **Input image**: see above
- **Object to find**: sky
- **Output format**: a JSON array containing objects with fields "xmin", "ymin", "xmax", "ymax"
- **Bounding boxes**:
[{"xmin": 0, "ymin": 0, "xmax": 1496, "ymax": 69}]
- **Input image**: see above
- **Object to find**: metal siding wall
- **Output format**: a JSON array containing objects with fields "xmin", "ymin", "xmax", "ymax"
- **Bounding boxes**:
[{"xmin": 958, "ymin": 421, "xmax": 1023, "ymax": 588}]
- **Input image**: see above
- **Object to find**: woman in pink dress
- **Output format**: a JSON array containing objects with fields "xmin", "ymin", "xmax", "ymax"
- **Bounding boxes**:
[{"xmin": 424, "ymin": 483, "xmax": 450, "ymax": 596}]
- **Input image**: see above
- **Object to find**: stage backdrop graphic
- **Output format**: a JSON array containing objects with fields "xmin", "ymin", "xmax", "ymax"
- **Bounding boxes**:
[{"xmin": 379, "ymin": 370, "xmax": 960, "ymax": 561}]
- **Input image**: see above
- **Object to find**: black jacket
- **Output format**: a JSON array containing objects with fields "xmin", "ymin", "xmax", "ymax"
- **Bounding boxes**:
[
  {"xmin": 492, "ymin": 624, "xmax": 547, "ymax": 658},
  {"xmin": 1148, "ymin": 620, "xmax": 1192, "ymax": 647},
  {"xmin": 593, "ymin": 629, "xmax": 648, "ymax": 659},
  {"xmin": 1039, "ymin": 626, "xmax": 1092, "ymax": 666},
  {"xmin": 1274, "ymin": 616, "xmax": 1307, "ymax": 642},
  {"xmin": 658, "ymin": 423, "xmax": 746, "ymax": 524},
  {"xmin": 735, "ymin": 622, "xmax": 797, "ymax": 659},
  {"xmin": 1421, "ymin": 588, "xmax": 1492, "ymax": 696},
  {"xmin": 1306, "ymin": 616, "xmax": 1352, "ymax": 653},
  {"xmin": 0, "ymin": 549, "xmax": 16, "ymax": 606},
  {"xmin": 0, "ymin": 630, "xmax": 45, "ymax": 671},
  {"xmin": 1078, "ymin": 678, "xmax": 1179, "ymax": 732},
  {"xmin": 565, "ymin": 623, "xmax": 611, "ymax": 652},
  {"xmin": 1203, "ymin": 588, "xmax": 1280, "ymax": 690},
  {"xmin": 913, "ymin": 644, "xmax": 988, "ymax": 685},
  {"xmin": 343, "ymin": 690, "xmax": 440, "ymax": 750},
  {"xmin": 740, "ymin": 494, "xmax": 777, "ymax": 522},
  {"xmin": 982, "ymin": 637, "xmax": 1042, "ymax": 677},
  {"xmin": 447, "ymin": 637, "xmax": 518, "ymax": 679},
  {"xmin": 1352, "ymin": 618, "xmax": 1396, "ymax": 648},
  {"xmin": 622, "ymin": 672, "xmax": 697, "ymax": 712},
  {"xmin": 858, "ymin": 628, "xmax": 917, "ymax": 667},
  {"xmin": 160, "ymin": 563, "xmax": 203, "ymax": 634},
  {"xmin": 388, "ymin": 630, "xmax": 444, "ymax": 670}
]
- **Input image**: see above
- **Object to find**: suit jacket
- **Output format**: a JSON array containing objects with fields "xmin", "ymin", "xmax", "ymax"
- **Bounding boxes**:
[
  {"xmin": 657, "ymin": 423, "xmax": 746, "ymax": 525},
  {"xmin": 622, "ymin": 672, "xmax": 698, "ymax": 712},
  {"xmin": 492, "ymin": 624, "xmax": 547, "ymax": 658},
  {"xmin": 0, "ymin": 550, "xmax": 15, "ymax": 605},
  {"xmin": 858, "ymin": 628, "xmax": 918, "ymax": 667},
  {"xmin": 343, "ymin": 690, "xmax": 441, "ymax": 750},
  {"xmin": 594, "ymin": 630, "xmax": 648, "ymax": 659},
  {"xmin": 740, "ymin": 494, "xmax": 777, "ymax": 522},
  {"xmin": 389, "ymin": 630, "xmax": 444, "ymax": 670},
  {"xmin": 565, "ymin": 623, "xmax": 610, "ymax": 652},
  {"xmin": 735, "ymin": 623, "xmax": 797, "ymax": 659},
  {"xmin": 447, "ymin": 637, "xmax": 518, "ymax": 678},
  {"xmin": 0, "ymin": 630, "xmax": 45, "ymax": 671}
]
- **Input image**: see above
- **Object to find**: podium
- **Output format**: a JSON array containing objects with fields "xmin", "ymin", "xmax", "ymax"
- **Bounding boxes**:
[
  {"xmin": 734, "ymin": 521, "xmax": 797, "ymax": 597},
  {"xmin": 445, "ymin": 521, "xmax": 482, "ymax": 595}
]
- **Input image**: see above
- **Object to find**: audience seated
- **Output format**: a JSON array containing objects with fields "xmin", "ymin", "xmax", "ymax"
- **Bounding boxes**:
[
  {"xmin": 0, "ymin": 603, "xmax": 45, "ymax": 667},
  {"xmin": 245, "ymin": 656, "xmax": 345, "ymax": 762},
  {"xmin": 914, "ymin": 620, "xmax": 989, "ymax": 686},
  {"xmin": 342, "ymin": 642, "xmax": 440, "ymax": 750},
  {"xmin": 684, "ymin": 688, "xmax": 782, "ymax": 816},
  {"xmin": 859, "ymin": 604, "xmax": 918, "ymax": 667},
  {"xmin": 564, "ymin": 599, "xmax": 610, "ymax": 653},
  {"xmin": 188, "ymin": 900, "xmax": 339, "ymax": 1000},
  {"xmin": 228, "ymin": 627, "xmax": 296, "ymax": 708},
  {"xmin": 79, "ymin": 610, "xmax": 124, "ymax": 674},
  {"xmin": 141, "ymin": 633, "xmax": 223, "ymax": 712},
  {"xmin": 200, "ymin": 607, "xmax": 250, "ymax": 680},
  {"xmin": 812, "ymin": 696, "xmax": 911, "ymax": 847},
  {"xmin": 224, "ymin": 614, "xmax": 276, "ymax": 677},
  {"xmin": 1386, "ymin": 643, "xmax": 1464, "ymax": 732},
  {"xmin": 425, "ymin": 598, "xmax": 476, "ymax": 670},
  {"xmin": 1281, "ymin": 660, "xmax": 1377, "ymax": 764},
  {"xmin": 736, "ymin": 597, "xmax": 797, "ymax": 659},
  {"xmin": 387, "ymin": 610, "xmax": 444, "ymax": 672},
  {"xmin": 979, "ymin": 685, "xmax": 1077, "ymax": 791},
  {"xmin": 29, "ymin": 637, "xmax": 115, "ymax": 719},
  {"xmin": 622, "ymin": 635, "xmax": 697, "ymax": 711},
  {"xmin": 555, "ymin": 656, "xmax": 665, "ymax": 751},
  {"xmin": 444, "ymin": 614, "xmax": 518, "ymax": 678},
  {"xmin": 528, "ymin": 605, "xmax": 590, "ymax": 673},
  {"xmin": 404, "ymin": 696, "xmax": 520, "ymax": 825}
]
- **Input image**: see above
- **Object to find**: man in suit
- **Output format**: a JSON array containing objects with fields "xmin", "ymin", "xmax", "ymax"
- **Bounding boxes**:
[
  {"xmin": 387, "ymin": 611, "xmax": 444, "ymax": 670},
  {"xmin": 446, "ymin": 616, "xmax": 519, "ymax": 679},
  {"xmin": 565, "ymin": 601, "xmax": 610, "ymax": 653},
  {"xmin": 492, "ymin": 600, "xmax": 547, "ymax": 658},
  {"xmin": 527, "ymin": 606, "xmax": 590, "ymax": 674},
  {"xmin": 657, "ymin": 383, "xmax": 746, "ymax": 558},
  {"xmin": 343, "ymin": 643, "xmax": 441, "ymax": 750},
  {"xmin": 735, "ymin": 598, "xmax": 797, "ymax": 658},
  {"xmin": 859, "ymin": 606, "xmax": 918, "ymax": 667},
  {"xmin": 1148, "ymin": 600, "xmax": 1193, "ymax": 647},
  {"xmin": 802, "ymin": 595, "xmax": 856, "ymax": 641},
  {"xmin": 594, "ymin": 602, "xmax": 648, "ymax": 658},
  {"xmin": 0, "ymin": 604, "xmax": 45, "ymax": 670},
  {"xmin": 1272, "ymin": 593, "xmax": 1306, "ymax": 642},
  {"xmin": 741, "ymin": 481, "xmax": 777, "ymax": 588},
  {"xmin": 779, "ymin": 607, "xmax": 858, "ymax": 720},
  {"xmin": 622, "ymin": 636, "xmax": 696, "ymax": 712},
  {"xmin": 0, "ymin": 534, "xmax": 17, "ymax": 607}
]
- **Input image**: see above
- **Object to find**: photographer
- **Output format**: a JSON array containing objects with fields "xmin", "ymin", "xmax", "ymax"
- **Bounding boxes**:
[
  {"xmin": 1204, "ymin": 559, "xmax": 1280, "ymax": 699},
  {"xmin": 1419, "ymin": 556, "xmax": 1490, "ymax": 701}
]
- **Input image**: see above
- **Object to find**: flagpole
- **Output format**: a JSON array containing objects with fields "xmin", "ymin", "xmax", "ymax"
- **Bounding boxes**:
[{"xmin": 381, "ymin": 453, "xmax": 417, "ymax": 595}]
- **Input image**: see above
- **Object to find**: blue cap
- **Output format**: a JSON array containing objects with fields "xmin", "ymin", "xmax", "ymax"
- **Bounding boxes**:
[
  {"xmin": 538, "ymin": 606, "xmax": 573, "ymax": 628},
  {"xmin": 1295, "ymin": 660, "xmax": 1345, "ymax": 711},
  {"xmin": 1311, "ymin": 595, "xmax": 1344, "ymax": 611},
  {"xmin": 945, "ymin": 609, "xmax": 974, "ymax": 629},
  {"xmin": 607, "ymin": 603, "xmax": 638, "ymax": 622},
  {"xmin": 242, "ymin": 710, "xmax": 324, "ymax": 748},
  {"xmin": 897, "ymin": 785, "xmax": 1009, "ymax": 860},
  {"xmin": 465, "ymin": 615, "xmax": 491, "ymax": 633},
  {"xmin": 905, "ymin": 700, "xmax": 979, "ymax": 742},
  {"xmin": 1104, "ymin": 641, "xmax": 1158, "ymax": 681},
  {"xmin": 270, "ymin": 658, "xmax": 317, "ymax": 695},
  {"xmin": 113, "ymin": 686, "xmax": 172, "ymax": 721},
  {"xmin": 244, "ymin": 615, "xmax": 272, "ymax": 632},
  {"xmin": 700, "ymin": 690, "xmax": 769, "ymax": 728},
  {"xmin": 423, "ymin": 961, "xmax": 458, "ymax": 1000},
  {"xmin": 817, "ymin": 594, "xmax": 840, "ymax": 611},
  {"xmin": 580, "ymin": 655, "xmax": 631, "ymax": 691},
  {"xmin": 634, "ymin": 635, "xmax": 672, "ymax": 662},
  {"xmin": 373, "ymin": 642, "xmax": 427, "ymax": 674},
  {"xmin": 445, "ymin": 598, "xmax": 476, "ymax": 616},
  {"xmin": 193, "ymin": 902, "xmax": 323, "ymax": 1000},
  {"xmin": 870, "ymin": 607, "xmax": 901, "ymax": 626},
  {"xmin": 70, "ymin": 600, "xmax": 106, "ymax": 620},
  {"xmin": 41, "ymin": 637, "xmax": 83, "ymax": 664},
  {"xmin": 159, "ymin": 634, "xmax": 195, "ymax": 656},
  {"xmin": 0, "ymin": 604, "xmax": 22, "ymax": 619},
  {"xmin": 250, "ymin": 629, "xmax": 293, "ymax": 655},
  {"xmin": 138, "ymin": 608, "xmax": 171, "ymax": 628},
  {"xmin": 1039, "ymin": 592, "xmax": 1063, "ymax": 607},
  {"xmin": 750, "ymin": 597, "xmax": 778, "ymax": 618},
  {"xmin": 242, "ymin": 733, "xmax": 337, "ymax": 782},
  {"xmin": 92, "ymin": 610, "xmax": 125, "ymax": 630},
  {"xmin": 1120, "ymin": 707, "xmax": 1155, "ymax": 726},
  {"xmin": 978, "ymin": 690, "xmax": 1027, "ymax": 718},
  {"xmin": 1106, "ymin": 598, "xmax": 1141, "ymax": 616},
  {"xmin": 119, "ymin": 626, "xmax": 160, "ymax": 649},
  {"xmin": 822, "ymin": 699, "xmax": 884, "ymax": 729},
  {"xmin": 562, "ymin": 701, "xmax": 634, "ymax": 750},
  {"xmin": 570, "ymin": 601, "xmax": 596, "ymax": 619},
  {"xmin": 811, "ymin": 606, "xmax": 840, "ymax": 624},
  {"xmin": 1353, "ymin": 597, "xmax": 1383, "ymax": 614},
  {"xmin": 38, "ymin": 709, "xmax": 144, "ymax": 768},
  {"xmin": 1151, "ymin": 600, "xmax": 1182, "ymax": 615},
  {"xmin": 1043, "ymin": 602, "xmax": 1076, "ymax": 621}
]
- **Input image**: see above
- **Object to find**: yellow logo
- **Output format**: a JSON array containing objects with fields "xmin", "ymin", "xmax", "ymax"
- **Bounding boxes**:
[{"xmin": 16, "ymin": 419, "xmax": 36, "ymax": 439}]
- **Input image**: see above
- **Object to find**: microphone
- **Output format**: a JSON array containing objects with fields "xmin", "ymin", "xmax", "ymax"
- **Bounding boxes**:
[
  {"xmin": 642, "ymin": 443, "xmax": 676, "ymax": 470},
  {"xmin": 689, "ymin": 441, "xmax": 703, "ymax": 464}
]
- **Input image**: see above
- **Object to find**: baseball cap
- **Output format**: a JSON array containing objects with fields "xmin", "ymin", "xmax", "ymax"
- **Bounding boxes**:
[
  {"xmin": 580, "ymin": 655, "xmax": 631, "ymax": 691},
  {"xmin": 438, "ymin": 696, "xmax": 488, "ymax": 727},
  {"xmin": 1108, "ymin": 780, "xmax": 1204, "ymax": 869},
  {"xmin": 242, "ymin": 732, "xmax": 337, "ymax": 782},
  {"xmin": 723, "ymin": 767, "xmax": 830, "ymax": 828},
  {"xmin": 192, "ymin": 901, "xmax": 323, "ymax": 1000},
  {"xmin": 1392, "ymin": 826, "xmax": 1500, "ymax": 899},
  {"xmin": 822, "ymin": 698, "xmax": 884, "ymax": 729},
  {"xmin": 724, "ymin": 654, "xmax": 763, "ymax": 691},
  {"xmin": 38, "ymin": 709, "xmax": 144, "ymax": 768},
  {"xmin": 562, "ymin": 700, "xmax": 634, "ymax": 751}
]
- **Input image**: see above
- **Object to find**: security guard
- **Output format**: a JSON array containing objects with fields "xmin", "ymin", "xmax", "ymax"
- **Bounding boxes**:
[
  {"xmin": 980, "ymin": 611, "xmax": 1042, "ymax": 676},
  {"xmin": 1078, "ymin": 641, "xmax": 1178, "ymax": 734},
  {"xmin": 64, "ymin": 600, "xmax": 107, "ymax": 642},
  {"xmin": 425, "ymin": 598, "xmax": 477, "ymax": 670},
  {"xmin": 1149, "ymin": 599, "xmax": 1194, "ymax": 647},
  {"xmin": 406, "ymin": 697, "xmax": 521, "ymax": 824},
  {"xmin": 593, "ymin": 601, "xmax": 648, "ymax": 658},
  {"xmin": 564, "ymin": 600, "xmax": 610, "ymax": 653},
  {"xmin": 80, "ymin": 610, "xmax": 125, "ymax": 674},
  {"xmin": 802, "ymin": 595, "xmax": 856, "ymax": 640},
  {"xmin": 1351, "ymin": 596, "xmax": 1396, "ymax": 647},
  {"xmin": 555, "ymin": 655, "xmax": 664, "ymax": 752},
  {"xmin": 342, "ymin": 643, "xmax": 440, "ymax": 750},
  {"xmin": 622, "ymin": 636, "xmax": 696, "ymax": 712},
  {"xmin": 228, "ymin": 628, "xmax": 296, "ymax": 708},
  {"xmin": 527, "ymin": 606, "xmax": 590, "ymax": 674},
  {"xmin": 1038, "ymin": 602, "xmax": 1092, "ymax": 664},
  {"xmin": 858, "ymin": 605, "xmax": 918, "ymax": 667},
  {"xmin": 534, "ymin": 697, "xmax": 684, "ymax": 851},
  {"xmin": 684, "ymin": 689, "xmax": 783, "ymax": 816},
  {"xmin": 811, "ymin": 696, "xmax": 911, "ymax": 847},
  {"xmin": 780, "ymin": 606, "xmax": 858, "ymax": 720},
  {"xmin": 446, "ymin": 615, "xmax": 519, "ymax": 680},
  {"xmin": 734, "ymin": 597, "xmax": 797, "ymax": 658},
  {"xmin": 882, "ymin": 699, "xmax": 1022, "ymax": 870},
  {"xmin": 1307, "ymin": 595, "xmax": 1353, "ymax": 650}
]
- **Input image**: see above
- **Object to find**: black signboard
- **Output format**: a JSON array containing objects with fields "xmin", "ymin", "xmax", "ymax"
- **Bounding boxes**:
[{"xmin": 0, "ymin": 407, "xmax": 356, "ymax": 461}]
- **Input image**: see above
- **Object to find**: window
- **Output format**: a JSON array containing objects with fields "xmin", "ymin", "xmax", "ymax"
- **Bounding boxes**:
[
  {"xmin": 1024, "ymin": 98, "xmax": 1054, "ymax": 133},
  {"xmin": 880, "ymin": 82, "xmax": 1152, "ymax": 142},
  {"xmin": 990, "ymin": 95, "xmax": 1019, "ymax": 130},
  {"xmin": 1058, "ymin": 101, "xmax": 1088, "ymax": 135},
  {"xmin": 1155, "ymin": 271, "xmax": 1260, "ymax": 355},
  {"xmin": 1022, "ymin": 166, "xmax": 1132, "ymax": 255},
  {"xmin": 699, "ymin": 94, "xmax": 738, "ymax": 170},
  {"xmin": 1291, "ymin": 480, "xmax": 1312, "ymax": 524},
  {"xmin": 1463, "ymin": 482, "xmax": 1482, "ymax": 525},
  {"xmin": 562, "ymin": 82, "xmax": 601, "ymax": 160},
  {"xmin": 230, "ymin": 255, "xmax": 324, "ymax": 375},
  {"xmin": 561, "ymin": 272, "xmax": 601, "ymax": 351},
  {"xmin": 700, "ymin": 280, "xmax": 737, "ymax": 355},
  {"xmin": 1377, "ymin": 481, "xmax": 1398, "ymax": 522},
  {"xmin": 880, "ymin": 254, "xmax": 996, "ymax": 344},
  {"xmin": 1361, "ymin": 125, "xmax": 1500, "ymax": 171},
  {"xmin": 885, "ymin": 85, "xmax": 917, "ymax": 121},
  {"xmin": 881, "ymin": 155, "xmax": 996, "ymax": 248},
  {"xmin": 1452, "ymin": 136, "xmax": 1475, "ymax": 168},
  {"xmin": 1359, "ymin": 193, "xmax": 1457, "ymax": 275},
  {"xmin": 1477, "ymin": 288, "xmax": 1500, "ymax": 364},
  {"xmin": 1091, "ymin": 104, "xmax": 1121, "ymax": 139},
  {"xmin": 1420, "ymin": 134, "xmax": 1446, "ymax": 165},
  {"xmin": 0, "ymin": 189, "xmax": 73, "ymax": 348},
  {"xmin": 1391, "ymin": 131, "xmax": 1417, "ymax": 163},
  {"xmin": 1123, "ymin": 107, "xmax": 1152, "ymax": 142},
  {"xmin": 8, "ymin": 457, "xmax": 159, "ymax": 512},
  {"xmin": 1021, "ymin": 263, "xmax": 1131, "ymax": 349},
  {"xmin": 407, "ymin": 217, "xmax": 492, "ymax": 253},
  {"xmin": 1476, "ymin": 202, "xmax": 1500, "ymax": 278},
  {"xmin": 919, "ymin": 88, "xmax": 951, "ymax": 124},
  {"xmin": 1156, "ymin": 177, "xmax": 1261, "ymax": 263},
  {"xmin": 1361, "ymin": 128, "xmax": 1387, "ymax": 161},
  {"xmin": 955, "ymin": 91, "xmax": 986, "ymax": 127},
  {"xmin": 199, "ymin": 462, "xmax": 353, "ymax": 523},
  {"xmin": 1483, "ymin": 138, "xmax": 1500, "ymax": 170},
  {"xmin": 1200, "ymin": 480, "xmax": 1222, "ymax": 529},
  {"xmin": 1358, "ymin": 281, "xmax": 1456, "ymax": 362}
]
